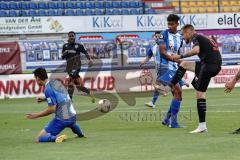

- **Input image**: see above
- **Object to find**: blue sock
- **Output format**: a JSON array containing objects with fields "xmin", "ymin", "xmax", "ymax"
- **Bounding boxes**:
[
  {"xmin": 38, "ymin": 135, "xmax": 56, "ymax": 142},
  {"xmin": 170, "ymin": 99, "xmax": 181, "ymax": 125},
  {"xmin": 71, "ymin": 123, "xmax": 84, "ymax": 137},
  {"xmin": 152, "ymin": 91, "xmax": 160, "ymax": 105}
]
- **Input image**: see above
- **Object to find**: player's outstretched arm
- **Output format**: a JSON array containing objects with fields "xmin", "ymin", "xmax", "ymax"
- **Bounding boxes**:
[
  {"xmin": 225, "ymin": 69, "xmax": 240, "ymax": 93},
  {"xmin": 26, "ymin": 106, "xmax": 56, "ymax": 119}
]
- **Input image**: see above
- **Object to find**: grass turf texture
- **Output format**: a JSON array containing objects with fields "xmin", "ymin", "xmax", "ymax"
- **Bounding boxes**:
[{"xmin": 1, "ymin": 88, "xmax": 240, "ymax": 160}]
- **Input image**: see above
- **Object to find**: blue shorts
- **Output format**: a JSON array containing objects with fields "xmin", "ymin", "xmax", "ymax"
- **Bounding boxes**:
[
  {"xmin": 44, "ymin": 117, "xmax": 77, "ymax": 136},
  {"xmin": 156, "ymin": 68, "xmax": 184, "ymax": 87}
]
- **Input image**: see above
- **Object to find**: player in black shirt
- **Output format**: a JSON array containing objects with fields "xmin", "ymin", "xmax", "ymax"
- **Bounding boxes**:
[
  {"xmin": 171, "ymin": 24, "xmax": 222, "ymax": 133},
  {"xmin": 62, "ymin": 31, "xmax": 95, "ymax": 103}
]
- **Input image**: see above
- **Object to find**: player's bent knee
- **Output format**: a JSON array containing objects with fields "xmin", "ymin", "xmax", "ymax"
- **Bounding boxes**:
[
  {"xmin": 196, "ymin": 91, "xmax": 206, "ymax": 99},
  {"xmin": 179, "ymin": 61, "xmax": 188, "ymax": 69}
]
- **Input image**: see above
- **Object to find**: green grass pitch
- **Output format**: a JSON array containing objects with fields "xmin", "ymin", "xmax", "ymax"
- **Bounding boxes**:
[{"xmin": 1, "ymin": 88, "xmax": 240, "ymax": 160}]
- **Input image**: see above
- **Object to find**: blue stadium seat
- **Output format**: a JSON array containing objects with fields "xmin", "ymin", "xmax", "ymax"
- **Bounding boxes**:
[
  {"xmin": 19, "ymin": 10, "xmax": 27, "ymax": 16},
  {"xmin": 76, "ymin": 2, "xmax": 86, "ymax": 9},
  {"xmin": 70, "ymin": 0, "xmax": 77, "ymax": 1},
  {"xmin": 121, "ymin": 9, "xmax": 130, "ymax": 15},
  {"xmin": 95, "ymin": 2, "xmax": 104, "ymax": 9},
  {"xmin": 86, "ymin": 2, "xmax": 94, "ymax": 9},
  {"xmin": 105, "ymin": 10, "xmax": 112, "ymax": 15},
  {"xmin": 112, "ymin": 1, "xmax": 121, "ymax": 8},
  {"xmin": 121, "ymin": 2, "xmax": 130, "ymax": 8},
  {"xmin": 38, "ymin": 2, "xmax": 48, "ymax": 9},
  {"xmin": 9, "ymin": 10, "xmax": 18, "ymax": 17},
  {"xmin": 57, "ymin": 9, "xmax": 64, "ymax": 16},
  {"xmin": 49, "ymin": 2, "xmax": 57, "ymax": 9},
  {"xmin": 57, "ymin": 2, "xmax": 65, "ymax": 9},
  {"xmin": 112, "ymin": 9, "xmax": 121, "ymax": 15},
  {"xmin": 48, "ymin": 10, "xmax": 57, "ymax": 16},
  {"xmin": 130, "ymin": 1, "xmax": 138, "ymax": 8},
  {"xmin": 138, "ymin": 9, "xmax": 143, "ymax": 14},
  {"xmin": 130, "ymin": 9, "xmax": 139, "ymax": 15},
  {"xmin": 95, "ymin": 9, "xmax": 104, "ymax": 15},
  {"xmin": 66, "ymin": 2, "xmax": 76, "ymax": 9},
  {"xmin": 29, "ymin": 2, "xmax": 38, "ymax": 10},
  {"xmin": 20, "ymin": 2, "xmax": 29, "ymax": 10},
  {"xmin": 0, "ymin": 11, "xmax": 7, "ymax": 17},
  {"xmin": 76, "ymin": 9, "xmax": 84, "ymax": 16},
  {"xmin": 65, "ymin": 9, "xmax": 75, "ymax": 16},
  {"xmin": 146, "ymin": 9, "xmax": 156, "ymax": 14},
  {"xmin": 28, "ymin": 10, "xmax": 37, "ymax": 16},
  {"xmin": 85, "ymin": 9, "xmax": 94, "ymax": 15},
  {"xmin": 9, "ymin": 2, "xmax": 19, "ymax": 10},
  {"xmin": 38, "ymin": 10, "xmax": 47, "ymax": 16},
  {"xmin": 0, "ymin": 3, "xmax": 9, "ymax": 10},
  {"xmin": 105, "ymin": 2, "xmax": 112, "ymax": 9}
]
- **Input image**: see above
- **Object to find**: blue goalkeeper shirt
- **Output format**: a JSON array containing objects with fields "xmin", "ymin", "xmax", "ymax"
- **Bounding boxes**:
[{"xmin": 44, "ymin": 79, "xmax": 76, "ymax": 120}]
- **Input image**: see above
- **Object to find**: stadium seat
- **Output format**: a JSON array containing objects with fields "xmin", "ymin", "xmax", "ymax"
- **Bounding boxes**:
[
  {"xmin": 230, "ymin": 0, "xmax": 238, "ymax": 6},
  {"xmin": 182, "ymin": 7, "xmax": 190, "ymax": 13},
  {"xmin": 171, "ymin": 1, "xmax": 179, "ymax": 7},
  {"xmin": 66, "ymin": 2, "xmax": 76, "ymax": 9},
  {"xmin": 207, "ymin": 7, "xmax": 217, "ymax": 13},
  {"xmin": 57, "ymin": 2, "xmax": 65, "ymax": 9},
  {"xmin": 121, "ymin": 1, "xmax": 130, "ymax": 8},
  {"xmin": 189, "ymin": 1, "xmax": 197, "ymax": 7},
  {"xmin": 95, "ymin": 9, "xmax": 104, "ymax": 15},
  {"xmin": 221, "ymin": 1, "xmax": 230, "ymax": 6},
  {"xmin": 231, "ymin": 7, "xmax": 239, "ymax": 12},
  {"xmin": 0, "ymin": 3, "xmax": 9, "ymax": 10},
  {"xmin": 129, "ymin": 1, "xmax": 138, "ymax": 8},
  {"xmin": 20, "ymin": 2, "xmax": 29, "ymax": 10},
  {"xmin": 105, "ymin": 2, "xmax": 113, "ymax": 9},
  {"xmin": 112, "ymin": 9, "xmax": 121, "ymax": 15},
  {"xmin": 198, "ymin": 7, "xmax": 207, "ymax": 13},
  {"xmin": 49, "ymin": 2, "xmax": 57, "ymax": 9},
  {"xmin": 105, "ymin": 9, "xmax": 113, "ymax": 15},
  {"xmin": 130, "ymin": 9, "xmax": 139, "ymax": 15},
  {"xmin": 76, "ymin": 2, "xmax": 86, "ymax": 9},
  {"xmin": 0, "ymin": 10, "xmax": 7, "ymax": 17},
  {"xmin": 222, "ymin": 7, "xmax": 232, "ymax": 12},
  {"xmin": 9, "ymin": 10, "xmax": 18, "ymax": 17},
  {"xmin": 196, "ymin": 1, "xmax": 205, "ymax": 7},
  {"xmin": 9, "ymin": 2, "xmax": 19, "ymax": 10},
  {"xmin": 181, "ymin": 2, "xmax": 189, "ymax": 7},
  {"xmin": 190, "ymin": 7, "xmax": 198, "ymax": 13},
  {"xmin": 85, "ymin": 9, "xmax": 94, "ymax": 15},
  {"xmin": 57, "ymin": 9, "xmax": 64, "ymax": 16},
  {"xmin": 76, "ymin": 9, "xmax": 84, "ymax": 15},
  {"xmin": 112, "ymin": 1, "xmax": 121, "ymax": 8},
  {"xmin": 38, "ymin": 10, "xmax": 47, "ymax": 16},
  {"xmin": 121, "ymin": 9, "xmax": 130, "ymax": 15},
  {"xmin": 65, "ymin": 9, "xmax": 75, "ymax": 16},
  {"xmin": 28, "ymin": 10, "xmax": 37, "ymax": 16},
  {"xmin": 95, "ymin": 2, "xmax": 105, "ymax": 9},
  {"xmin": 86, "ymin": 2, "xmax": 94, "ymax": 9},
  {"xmin": 19, "ymin": 10, "xmax": 27, "ymax": 16},
  {"xmin": 48, "ymin": 10, "xmax": 57, "ymax": 16},
  {"xmin": 38, "ymin": 2, "xmax": 48, "ymax": 9},
  {"xmin": 146, "ymin": 9, "xmax": 156, "ymax": 14},
  {"xmin": 29, "ymin": 2, "xmax": 38, "ymax": 9}
]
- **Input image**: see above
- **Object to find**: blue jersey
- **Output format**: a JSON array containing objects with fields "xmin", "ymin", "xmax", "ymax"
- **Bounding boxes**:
[
  {"xmin": 44, "ymin": 79, "xmax": 76, "ymax": 120},
  {"xmin": 156, "ymin": 29, "xmax": 182, "ymax": 71}
]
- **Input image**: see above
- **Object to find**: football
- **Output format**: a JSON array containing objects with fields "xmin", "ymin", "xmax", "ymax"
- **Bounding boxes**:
[{"xmin": 97, "ymin": 99, "xmax": 112, "ymax": 113}]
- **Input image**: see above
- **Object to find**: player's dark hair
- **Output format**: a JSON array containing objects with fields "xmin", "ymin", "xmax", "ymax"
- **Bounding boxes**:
[
  {"xmin": 181, "ymin": 24, "xmax": 195, "ymax": 31},
  {"xmin": 167, "ymin": 14, "xmax": 180, "ymax": 22},
  {"xmin": 155, "ymin": 31, "xmax": 161, "ymax": 34},
  {"xmin": 68, "ymin": 31, "xmax": 76, "ymax": 35},
  {"xmin": 33, "ymin": 67, "xmax": 48, "ymax": 80}
]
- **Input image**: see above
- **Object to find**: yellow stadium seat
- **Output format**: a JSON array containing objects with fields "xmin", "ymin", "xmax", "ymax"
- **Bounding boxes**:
[
  {"xmin": 213, "ymin": 1, "xmax": 218, "ymax": 6},
  {"xmin": 182, "ymin": 7, "xmax": 190, "ymax": 14},
  {"xmin": 181, "ymin": 2, "xmax": 189, "ymax": 7},
  {"xmin": 207, "ymin": 7, "xmax": 217, "ymax": 13},
  {"xmin": 197, "ymin": 1, "xmax": 205, "ymax": 7},
  {"xmin": 198, "ymin": 7, "xmax": 207, "ymax": 13},
  {"xmin": 190, "ymin": 7, "xmax": 198, "ymax": 13},
  {"xmin": 222, "ymin": 1, "xmax": 230, "ymax": 6},
  {"xmin": 205, "ymin": 1, "xmax": 214, "ymax": 7},
  {"xmin": 189, "ymin": 1, "xmax": 197, "ymax": 7},
  {"xmin": 231, "ymin": 7, "xmax": 239, "ymax": 12},
  {"xmin": 222, "ymin": 7, "xmax": 232, "ymax": 12},
  {"xmin": 171, "ymin": 1, "xmax": 179, "ymax": 7},
  {"xmin": 230, "ymin": 1, "xmax": 238, "ymax": 6}
]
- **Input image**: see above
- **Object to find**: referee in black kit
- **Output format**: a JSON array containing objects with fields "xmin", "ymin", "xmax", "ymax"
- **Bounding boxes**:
[
  {"xmin": 170, "ymin": 24, "xmax": 222, "ymax": 133},
  {"xmin": 62, "ymin": 31, "xmax": 95, "ymax": 103}
]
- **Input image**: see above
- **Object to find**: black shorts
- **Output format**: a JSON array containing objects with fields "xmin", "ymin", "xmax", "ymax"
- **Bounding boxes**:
[
  {"xmin": 68, "ymin": 69, "xmax": 81, "ymax": 79},
  {"xmin": 191, "ymin": 62, "xmax": 221, "ymax": 92}
]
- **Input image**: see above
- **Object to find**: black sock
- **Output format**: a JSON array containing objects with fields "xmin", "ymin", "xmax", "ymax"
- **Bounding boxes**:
[
  {"xmin": 171, "ymin": 66, "xmax": 186, "ymax": 85},
  {"xmin": 197, "ymin": 99, "xmax": 206, "ymax": 123}
]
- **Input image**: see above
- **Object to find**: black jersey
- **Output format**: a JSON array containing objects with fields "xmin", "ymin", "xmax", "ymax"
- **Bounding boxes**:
[
  {"xmin": 62, "ymin": 42, "xmax": 90, "ymax": 73},
  {"xmin": 191, "ymin": 34, "xmax": 222, "ymax": 65}
]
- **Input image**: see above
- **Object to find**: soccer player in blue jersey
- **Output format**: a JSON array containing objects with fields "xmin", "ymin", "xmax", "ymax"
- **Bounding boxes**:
[
  {"xmin": 141, "ymin": 14, "xmax": 185, "ymax": 128},
  {"xmin": 26, "ymin": 67, "xmax": 85, "ymax": 143}
]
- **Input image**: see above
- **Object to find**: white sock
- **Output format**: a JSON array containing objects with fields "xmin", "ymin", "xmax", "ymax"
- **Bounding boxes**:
[{"xmin": 198, "ymin": 122, "xmax": 207, "ymax": 129}]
